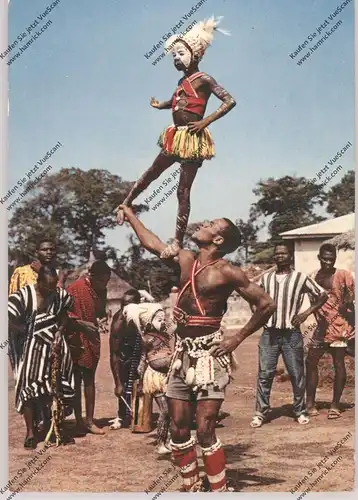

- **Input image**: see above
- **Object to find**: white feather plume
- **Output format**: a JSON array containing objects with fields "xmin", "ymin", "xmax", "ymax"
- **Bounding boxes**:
[
  {"xmin": 165, "ymin": 15, "xmax": 230, "ymax": 54},
  {"xmin": 123, "ymin": 302, "xmax": 163, "ymax": 334}
]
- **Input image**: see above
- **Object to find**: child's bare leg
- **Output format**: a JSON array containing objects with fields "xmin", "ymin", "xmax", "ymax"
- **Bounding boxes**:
[
  {"xmin": 160, "ymin": 161, "xmax": 201, "ymax": 259},
  {"xmin": 116, "ymin": 152, "xmax": 176, "ymax": 224}
]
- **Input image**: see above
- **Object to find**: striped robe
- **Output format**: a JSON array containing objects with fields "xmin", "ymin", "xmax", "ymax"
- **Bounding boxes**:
[
  {"xmin": 8, "ymin": 285, "xmax": 75, "ymax": 413},
  {"xmin": 119, "ymin": 329, "xmax": 142, "ymax": 421}
]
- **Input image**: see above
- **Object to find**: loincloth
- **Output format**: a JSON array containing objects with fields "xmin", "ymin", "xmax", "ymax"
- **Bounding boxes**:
[
  {"xmin": 165, "ymin": 330, "xmax": 236, "ymax": 398},
  {"xmin": 158, "ymin": 124, "xmax": 215, "ymax": 161}
]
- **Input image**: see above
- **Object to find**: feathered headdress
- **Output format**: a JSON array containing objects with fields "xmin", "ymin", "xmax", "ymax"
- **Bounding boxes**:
[
  {"xmin": 165, "ymin": 16, "xmax": 230, "ymax": 62},
  {"xmin": 123, "ymin": 302, "xmax": 164, "ymax": 333}
]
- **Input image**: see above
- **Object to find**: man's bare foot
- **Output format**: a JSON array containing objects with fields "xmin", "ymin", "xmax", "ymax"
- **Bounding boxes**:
[
  {"xmin": 307, "ymin": 406, "xmax": 319, "ymax": 417},
  {"xmin": 160, "ymin": 240, "xmax": 181, "ymax": 259},
  {"xmin": 24, "ymin": 435, "xmax": 37, "ymax": 449},
  {"xmin": 85, "ymin": 421, "xmax": 106, "ymax": 435}
]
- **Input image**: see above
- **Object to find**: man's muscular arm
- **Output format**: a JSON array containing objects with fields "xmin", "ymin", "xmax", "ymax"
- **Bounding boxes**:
[
  {"xmin": 118, "ymin": 205, "xmax": 188, "ymax": 267},
  {"xmin": 109, "ymin": 309, "xmax": 125, "ymax": 397},
  {"xmin": 210, "ymin": 265, "xmax": 276, "ymax": 356}
]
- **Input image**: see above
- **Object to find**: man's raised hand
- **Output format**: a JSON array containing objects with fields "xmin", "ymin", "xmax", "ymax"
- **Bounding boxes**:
[
  {"xmin": 150, "ymin": 97, "xmax": 161, "ymax": 108},
  {"xmin": 114, "ymin": 204, "xmax": 134, "ymax": 225}
]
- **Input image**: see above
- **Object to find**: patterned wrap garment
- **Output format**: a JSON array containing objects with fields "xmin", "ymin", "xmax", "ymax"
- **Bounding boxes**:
[{"xmin": 65, "ymin": 277, "xmax": 107, "ymax": 370}]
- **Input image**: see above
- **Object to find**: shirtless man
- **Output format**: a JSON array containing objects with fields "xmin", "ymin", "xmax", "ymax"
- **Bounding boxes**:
[
  {"xmin": 109, "ymin": 289, "xmax": 142, "ymax": 430},
  {"xmin": 115, "ymin": 17, "xmax": 236, "ymax": 259},
  {"xmin": 119, "ymin": 205, "xmax": 276, "ymax": 492},
  {"xmin": 306, "ymin": 243, "xmax": 355, "ymax": 419}
]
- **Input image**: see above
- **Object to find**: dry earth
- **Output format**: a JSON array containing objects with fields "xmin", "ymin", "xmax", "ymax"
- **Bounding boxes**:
[{"xmin": 6, "ymin": 331, "xmax": 355, "ymax": 495}]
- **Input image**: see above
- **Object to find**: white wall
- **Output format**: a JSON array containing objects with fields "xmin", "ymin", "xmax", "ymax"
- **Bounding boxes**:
[
  {"xmin": 293, "ymin": 238, "xmax": 326, "ymax": 274},
  {"xmin": 294, "ymin": 238, "xmax": 355, "ymax": 274}
]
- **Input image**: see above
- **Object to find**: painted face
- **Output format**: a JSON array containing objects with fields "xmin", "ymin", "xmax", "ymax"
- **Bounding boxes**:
[
  {"xmin": 172, "ymin": 42, "xmax": 192, "ymax": 70},
  {"xmin": 151, "ymin": 310, "xmax": 166, "ymax": 332}
]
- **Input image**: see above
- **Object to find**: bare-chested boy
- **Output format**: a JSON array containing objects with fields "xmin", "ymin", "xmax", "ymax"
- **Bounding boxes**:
[
  {"xmin": 118, "ymin": 205, "xmax": 276, "ymax": 492},
  {"xmin": 115, "ymin": 17, "xmax": 236, "ymax": 259},
  {"xmin": 306, "ymin": 243, "xmax": 355, "ymax": 419}
]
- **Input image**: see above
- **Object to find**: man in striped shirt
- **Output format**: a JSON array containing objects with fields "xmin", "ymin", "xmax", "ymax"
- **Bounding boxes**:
[{"xmin": 250, "ymin": 242, "xmax": 327, "ymax": 428}]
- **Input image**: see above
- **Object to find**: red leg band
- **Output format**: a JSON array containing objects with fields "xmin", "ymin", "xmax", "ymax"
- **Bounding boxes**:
[{"xmin": 201, "ymin": 439, "xmax": 227, "ymax": 492}]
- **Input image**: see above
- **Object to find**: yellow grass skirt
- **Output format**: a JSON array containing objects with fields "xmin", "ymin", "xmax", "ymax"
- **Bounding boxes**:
[
  {"xmin": 158, "ymin": 125, "xmax": 215, "ymax": 161},
  {"xmin": 143, "ymin": 365, "xmax": 167, "ymax": 395}
]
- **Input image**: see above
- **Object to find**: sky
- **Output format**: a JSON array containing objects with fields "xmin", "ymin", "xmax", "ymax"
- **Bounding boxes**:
[{"xmin": 5, "ymin": 0, "xmax": 355, "ymax": 257}]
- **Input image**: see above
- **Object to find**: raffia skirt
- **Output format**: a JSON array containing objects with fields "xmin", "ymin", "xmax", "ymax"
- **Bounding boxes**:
[
  {"xmin": 143, "ymin": 365, "xmax": 167, "ymax": 395},
  {"xmin": 158, "ymin": 125, "xmax": 215, "ymax": 161}
]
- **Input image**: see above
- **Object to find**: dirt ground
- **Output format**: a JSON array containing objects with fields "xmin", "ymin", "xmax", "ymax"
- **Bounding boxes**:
[{"xmin": 7, "ymin": 331, "xmax": 355, "ymax": 494}]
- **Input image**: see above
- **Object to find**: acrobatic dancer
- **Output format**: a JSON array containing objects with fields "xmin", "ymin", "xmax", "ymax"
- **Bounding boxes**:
[
  {"xmin": 118, "ymin": 205, "xmax": 276, "ymax": 492},
  {"xmin": 115, "ymin": 16, "xmax": 236, "ymax": 259}
]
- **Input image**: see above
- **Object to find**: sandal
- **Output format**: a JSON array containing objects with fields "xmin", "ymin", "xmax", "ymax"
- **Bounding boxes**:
[
  {"xmin": 297, "ymin": 414, "xmax": 310, "ymax": 425},
  {"xmin": 108, "ymin": 417, "xmax": 123, "ymax": 430},
  {"xmin": 307, "ymin": 407, "xmax": 319, "ymax": 417},
  {"xmin": 250, "ymin": 415, "xmax": 265, "ymax": 428},
  {"xmin": 328, "ymin": 408, "xmax": 342, "ymax": 419}
]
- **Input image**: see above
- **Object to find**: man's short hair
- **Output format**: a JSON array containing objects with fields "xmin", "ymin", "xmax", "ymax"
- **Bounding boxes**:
[
  {"xmin": 38, "ymin": 266, "xmax": 58, "ymax": 281},
  {"xmin": 90, "ymin": 260, "xmax": 111, "ymax": 277},
  {"xmin": 220, "ymin": 218, "xmax": 241, "ymax": 254},
  {"xmin": 36, "ymin": 238, "xmax": 55, "ymax": 250},
  {"xmin": 274, "ymin": 241, "xmax": 293, "ymax": 255},
  {"xmin": 123, "ymin": 289, "xmax": 141, "ymax": 304},
  {"xmin": 319, "ymin": 243, "xmax": 336, "ymax": 256}
]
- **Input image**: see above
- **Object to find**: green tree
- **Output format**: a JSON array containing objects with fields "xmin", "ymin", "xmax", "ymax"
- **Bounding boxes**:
[
  {"xmin": 8, "ymin": 168, "xmax": 147, "ymax": 265},
  {"xmin": 114, "ymin": 235, "xmax": 179, "ymax": 301},
  {"xmin": 326, "ymin": 170, "xmax": 355, "ymax": 217},
  {"xmin": 250, "ymin": 176, "xmax": 326, "ymax": 240},
  {"xmin": 235, "ymin": 217, "xmax": 261, "ymax": 264}
]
